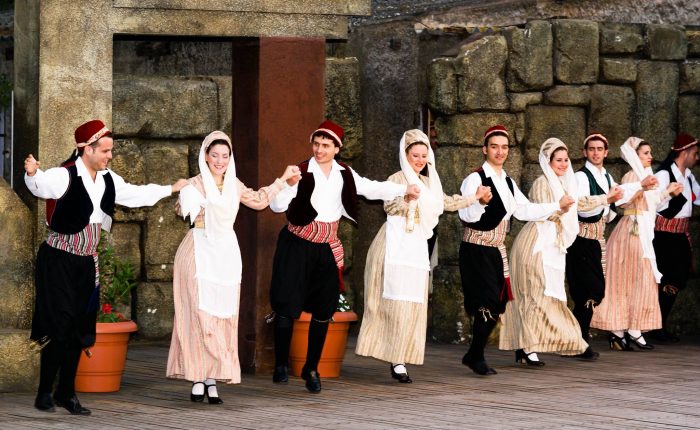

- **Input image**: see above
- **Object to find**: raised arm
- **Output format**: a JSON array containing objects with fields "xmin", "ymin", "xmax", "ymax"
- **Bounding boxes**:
[{"xmin": 111, "ymin": 170, "xmax": 174, "ymax": 208}]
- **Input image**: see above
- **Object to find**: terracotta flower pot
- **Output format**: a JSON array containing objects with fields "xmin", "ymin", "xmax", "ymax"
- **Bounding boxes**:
[
  {"xmin": 75, "ymin": 320, "xmax": 138, "ymax": 393},
  {"xmin": 289, "ymin": 311, "xmax": 358, "ymax": 378}
]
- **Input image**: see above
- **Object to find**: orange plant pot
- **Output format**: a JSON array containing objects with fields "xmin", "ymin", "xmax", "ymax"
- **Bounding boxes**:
[
  {"xmin": 289, "ymin": 311, "xmax": 358, "ymax": 378},
  {"xmin": 75, "ymin": 320, "xmax": 138, "ymax": 393}
]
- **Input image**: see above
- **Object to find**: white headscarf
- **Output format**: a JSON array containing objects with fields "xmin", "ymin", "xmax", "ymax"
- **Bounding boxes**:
[
  {"xmin": 399, "ymin": 129, "xmax": 444, "ymax": 236},
  {"xmin": 620, "ymin": 136, "xmax": 663, "ymax": 282},
  {"xmin": 382, "ymin": 129, "xmax": 444, "ymax": 304},
  {"xmin": 178, "ymin": 131, "xmax": 242, "ymax": 318},
  {"xmin": 533, "ymin": 138, "xmax": 578, "ymax": 302}
]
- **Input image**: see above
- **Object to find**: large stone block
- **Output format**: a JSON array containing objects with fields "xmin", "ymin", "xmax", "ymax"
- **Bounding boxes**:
[
  {"xmin": 503, "ymin": 20, "xmax": 553, "ymax": 92},
  {"xmin": 635, "ymin": 61, "xmax": 679, "ymax": 157},
  {"xmin": 455, "ymin": 36, "xmax": 509, "ymax": 112},
  {"xmin": 588, "ymin": 85, "xmax": 635, "ymax": 160},
  {"xmin": 113, "ymin": 75, "xmax": 219, "ymax": 138},
  {"xmin": 210, "ymin": 76, "xmax": 233, "ymax": 136},
  {"xmin": 0, "ymin": 180, "xmax": 34, "ymax": 329},
  {"xmin": 668, "ymin": 278, "xmax": 700, "ymax": 336},
  {"xmin": 436, "ymin": 211, "xmax": 462, "ymax": 265},
  {"xmin": 135, "ymin": 282, "xmax": 174, "ymax": 339},
  {"xmin": 110, "ymin": 223, "xmax": 143, "ymax": 280},
  {"xmin": 508, "ymin": 92, "xmax": 543, "ymax": 113},
  {"xmin": 142, "ymin": 142, "xmax": 190, "ymax": 281},
  {"xmin": 326, "ymin": 57, "xmax": 363, "ymax": 161},
  {"xmin": 680, "ymin": 61, "xmax": 700, "ymax": 94},
  {"xmin": 646, "ymin": 24, "xmax": 687, "ymax": 61},
  {"xmin": 599, "ymin": 23, "xmax": 644, "ymax": 54},
  {"xmin": 434, "ymin": 113, "xmax": 518, "ymax": 147},
  {"xmin": 688, "ymin": 31, "xmax": 700, "ymax": 57},
  {"xmin": 430, "ymin": 265, "xmax": 469, "ymax": 344},
  {"xmin": 0, "ymin": 330, "xmax": 39, "ymax": 392},
  {"xmin": 111, "ymin": 139, "xmax": 149, "ymax": 222},
  {"xmin": 553, "ymin": 20, "xmax": 599, "ymax": 84},
  {"xmin": 600, "ymin": 59, "xmax": 637, "ymax": 84},
  {"xmin": 524, "ymin": 105, "xmax": 586, "ymax": 162},
  {"xmin": 428, "ymin": 58, "xmax": 457, "ymax": 115},
  {"xmin": 679, "ymin": 96, "xmax": 700, "ymax": 139},
  {"xmin": 544, "ymin": 85, "xmax": 590, "ymax": 106},
  {"xmin": 435, "ymin": 145, "xmax": 523, "ymax": 194}
]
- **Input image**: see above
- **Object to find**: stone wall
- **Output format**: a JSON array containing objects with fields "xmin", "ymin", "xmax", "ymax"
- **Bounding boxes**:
[{"xmin": 424, "ymin": 20, "xmax": 700, "ymax": 342}]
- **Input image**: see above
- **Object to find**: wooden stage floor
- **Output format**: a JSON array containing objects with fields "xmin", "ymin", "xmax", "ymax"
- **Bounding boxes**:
[{"xmin": 1, "ymin": 336, "xmax": 698, "ymax": 429}]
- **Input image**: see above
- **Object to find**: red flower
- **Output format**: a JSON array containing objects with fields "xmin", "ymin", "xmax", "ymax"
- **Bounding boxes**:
[{"xmin": 101, "ymin": 303, "xmax": 113, "ymax": 314}]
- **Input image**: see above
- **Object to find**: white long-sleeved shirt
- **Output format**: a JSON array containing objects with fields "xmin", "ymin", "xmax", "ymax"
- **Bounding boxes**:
[
  {"xmin": 575, "ymin": 161, "xmax": 641, "ymax": 222},
  {"xmin": 458, "ymin": 161, "xmax": 559, "ymax": 224},
  {"xmin": 25, "ymin": 156, "xmax": 172, "ymax": 225},
  {"xmin": 270, "ymin": 157, "xmax": 406, "ymax": 222},
  {"xmin": 655, "ymin": 162, "xmax": 700, "ymax": 218}
]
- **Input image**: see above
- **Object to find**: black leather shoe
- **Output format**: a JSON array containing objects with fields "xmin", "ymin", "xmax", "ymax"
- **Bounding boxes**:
[
  {"xmin": 204, "ymin": 382, "xmax": 223, "ymax": 404},
  {"xmin": 515, "ymin": 349, "xmax": 545, "ymax": 366},
  {"xmin": 53, "ymin": 394, "xmax": 91, "ymax": 416},
  {"xmin": 190, "ymin": 382, "xmax": 205, "ymax": 402},
  {"xmin": 390, "ymin": 364, "xmax": 413, "ymax": 383},
  {"xmin": 569, "ymin": 346, "xmax": 600, "ymax": 361},
  {"xmin": 608, "ymin": 333, "xmax": 633, "ymax": 351},
  {"xmin": 34, "ymin": 392, "xmax": 55, "ymax": 412},
  {"xmin": 272, "ymin": 365, "xmax": 289, "ymax": 383},
  {"xmin": 462, "ymin": 354, "xmax": 497, "ymax": 376},
  {"xmin": 625, "ymin": 333, "xmax": 654, "ymax": 350},
  {"xmin": 301, "ymin": 366, "xmax": 322, "ymax": 393}
]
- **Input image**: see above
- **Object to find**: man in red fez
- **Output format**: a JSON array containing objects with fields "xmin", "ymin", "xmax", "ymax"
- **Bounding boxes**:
[
  {"xmin": 24, "ymin": 120, "xmax": 188, "ymax": 415},
  {"xmin": 268, "ymin": 119, "xmax": 420, "ymax": 393},
  {"xmin": 651, "ymin": 133, "xmax": 700, "ymax": 343},
  {"xmin": 457, "ymin": 125, "xmax": 574, "ymax": 374}
]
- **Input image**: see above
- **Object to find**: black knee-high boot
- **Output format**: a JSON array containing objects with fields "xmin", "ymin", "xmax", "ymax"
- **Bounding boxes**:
[
  {"xmin": 304, "ymin": 318, "xmax": 329, "ymax": 372},
  {"xmin": 573, "ymin": 302, "xmax": 594, "ymax": 342},
  {"xmin": 273, "ymin": 315, "xmax": 294, "ymax": 367},
  {"xmin": 658, "ymin": 286, "xmax": 679, "ymax": 331},
  {"xmin": 38, "ymin": 342, "xmax": 62, "ymax": 395},
  {"xmin": 464, "ymin": 316, "xmax": 497, "ymax": 364},
  {"xmin": 55, "ymin": 344, "xmax": 82, "ymax": 398}
]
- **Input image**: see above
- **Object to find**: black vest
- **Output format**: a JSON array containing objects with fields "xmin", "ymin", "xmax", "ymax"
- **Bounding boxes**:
[
  {"xmin": 465, "ymin": 169, "xmax": 514, "ymax": 231},
  {"xmin": 577, "ymin": 166, "xmax": 612, "ymax": 223},
  {"xmin": 657, "ymin": 165, "xmax": 688, "ymax": 219},
  {"xmin": 46, "ymin": 163, "xmax": 116, "ymax": 234},
  {"xmin": 286, "ymin": 160, "xmax": 359, "ymax": 226}
]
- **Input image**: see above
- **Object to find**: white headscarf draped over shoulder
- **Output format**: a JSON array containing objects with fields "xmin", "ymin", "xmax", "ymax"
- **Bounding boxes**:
[
  {"xmin": 399, "ymin": 129, "xmax": 444, "ymax": 237},
  {"xmin": 178, "ymin": 130, "xmax": 243, "ymax": 318},
  {"xmin": 533, "ymin": 138, "xmax": 578, "ymax": 302},
  {"xmin": 620, "ymin": 136, "xmax": 663, "ymax": 282}
]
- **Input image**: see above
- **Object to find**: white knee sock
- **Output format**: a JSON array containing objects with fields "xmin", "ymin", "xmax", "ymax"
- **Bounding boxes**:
[
  {"xmin": 392, "ymin": 364, "xmax": 407, "ymax": 374},
  {"xmin": 627, "ymin": 330, "xmax": 646, "ymax": 344},
  {"xmin": 205, "ymin": 378, "xmax": 218, "ymax": 397},
  {"xmin": 192, "ymin": 381, "xmax": 205, "ymax": 395}
]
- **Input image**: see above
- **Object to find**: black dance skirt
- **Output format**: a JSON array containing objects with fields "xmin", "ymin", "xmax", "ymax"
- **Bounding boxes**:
[
  {"xmin": 565, "ymin": 235, "xmax": 605, "ymax": 305},
  {"xmin": 30, "ymin": 242, "xmax": 97, "ymax": 348},
  {"xmin": 269, "ymin": 227, "xmax": 339, "ymax": 321}
]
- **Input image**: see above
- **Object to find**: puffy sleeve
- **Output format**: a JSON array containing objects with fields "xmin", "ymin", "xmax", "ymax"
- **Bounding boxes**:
[
  {"xmin": 239, "ymin": 177, "xmax": 286, "ymax": 210},
  {"xmin": 443, "ymin": 193, "xmax": 477, "ymax": 212},
  {"xmin": 383, "ymin": 171, "xmax": 409, "ymax": 216}
]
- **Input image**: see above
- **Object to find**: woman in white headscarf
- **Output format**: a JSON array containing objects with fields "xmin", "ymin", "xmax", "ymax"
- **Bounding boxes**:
[
  {"xmin": 500, "ymin": 138, "xmax": 586, "ymax": 365},
  {"xmin": 355, "ymin": 129, "xmax": 489, "ymax": 383},
  {"xmin": 591, "ymin": 138, "xmax": 682, "ymax": 350},
  {"xmin": 167, "ymin": 131, "xmax": 299, "ymax": 403}
]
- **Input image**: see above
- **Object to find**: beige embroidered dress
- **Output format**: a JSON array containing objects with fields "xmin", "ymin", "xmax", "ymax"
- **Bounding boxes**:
[
  {"xmin": 355, "ymin": 171, "xmax": 475, "ymax": 365},
  {"xmin": 591, "ymin": 171, "xmax": 668, "ymax": 332},
  {"xmin": 499, "ymin": 175, "xmax": 588, "ymax": 355},
  {"xmin": 166, "ymin": 174, "xmax": 284, "ymax": 383}
]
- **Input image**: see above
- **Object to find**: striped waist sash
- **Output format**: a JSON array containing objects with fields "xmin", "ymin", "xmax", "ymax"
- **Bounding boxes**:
[
  {"xmin": 655, "ymin": 215, "xmax": 690, "ymax": 234},
  {"xmin": 288, "ymin": 220, "xmax": 345, "ymax": 291},
  {"xmin": 462, "ymin": 220, "xmax": 512, "ymax": 301}
]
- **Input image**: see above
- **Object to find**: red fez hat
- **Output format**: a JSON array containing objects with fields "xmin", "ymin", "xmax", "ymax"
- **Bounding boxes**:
[
  {"xmin": 310, "ymin": 120, "xmax": 344, "ymax": 147},
  {"xmin": 584, "ymin": 132, "xmax": 609, "ymax": 149},
  {"xmin": 672, "ymin": 133, "xmax": 698, "ymax": 152},
  {"xmin": 74, "ymin": 120, "xmax": 111, "ymax": 148},
  {"xmin": 483, "ymin": 125, "xmax": 508, "ymax": 145}
]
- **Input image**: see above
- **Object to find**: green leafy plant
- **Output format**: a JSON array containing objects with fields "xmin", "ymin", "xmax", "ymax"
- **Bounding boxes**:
[
  {"xmin": 337, "ymin": 294, "xmax": 351, "ymax": 312},
  {"xmin": 97, "ymin": 232, "xmax": 137, "ymax": 323}
]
